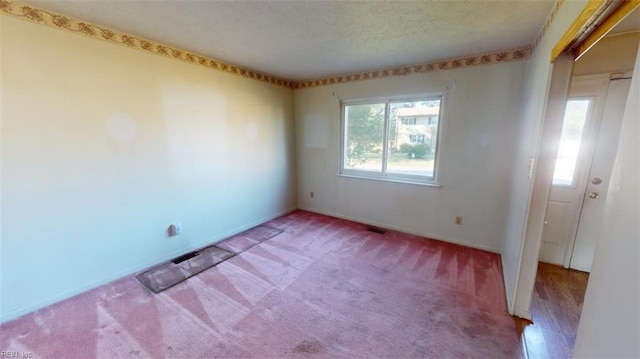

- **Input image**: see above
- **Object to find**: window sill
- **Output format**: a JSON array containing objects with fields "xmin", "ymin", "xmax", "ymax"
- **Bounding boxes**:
[{"xmin": 337, "ymin": 173, "xmax": 442, "ymax": 188}]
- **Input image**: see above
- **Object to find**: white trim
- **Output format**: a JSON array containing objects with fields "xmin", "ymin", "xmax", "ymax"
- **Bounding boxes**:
[
  {"xmin": 0, "ymin": 206, "xmax": 298, "ymax": 324},
  {"xmin": 337, "ymin": 173, "xmax": 442, "ymax": 188},
  {"xmin": 340, "ymin": 93, "xmax": 444, "ymax": 105}
]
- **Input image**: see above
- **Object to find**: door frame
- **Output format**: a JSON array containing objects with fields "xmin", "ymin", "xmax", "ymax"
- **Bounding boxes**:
[
  {"xmin": 561, "ymin": 73, "xmax": 610, "ymax": 269},
  {"xmin": 511, "ymin": 0, "xmax": 639, "ymax": 319}
]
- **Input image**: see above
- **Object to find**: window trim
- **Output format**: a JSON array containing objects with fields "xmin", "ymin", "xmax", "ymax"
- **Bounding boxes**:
[{"xmin": 339, "ymin": 94, "xmax": 444, "ymax": 186}]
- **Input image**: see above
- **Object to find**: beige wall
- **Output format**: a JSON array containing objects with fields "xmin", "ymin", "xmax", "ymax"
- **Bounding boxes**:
[
  {"xmin": 1, "ymin": 16, "xmax": 296, "ymax": 322},
  {"xmin": 294, "ymin": 61, "xmax": 526, "ymax": 253},
  {"xmin": 574, "ymin": 32, "xmax": 640, "ymax": 75}
]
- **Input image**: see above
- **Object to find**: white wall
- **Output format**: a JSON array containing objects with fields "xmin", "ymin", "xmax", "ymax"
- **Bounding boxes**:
[
  {"xmin": 0, "ymin": 16, "xmax": 297, "ymax": 322},
  {"xmin": 573, "ymin": 44, "xmax": 640, "ymax": 359},
  {"xmin": 501, "ymin": 1, "xmax": 588, "ymax": 316},
  {"xmin": 294, "ymin": 61, "xmax": 526, "ymax": 253}
]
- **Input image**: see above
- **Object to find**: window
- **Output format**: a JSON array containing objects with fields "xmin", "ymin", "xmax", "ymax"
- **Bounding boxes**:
[
  {"xmin": 341, "ymin": 96, "xmax": 442, "ymax": 184},
  {"xmin": 552, "ymin": 98, "xmax": 592, "ymax": 186}
]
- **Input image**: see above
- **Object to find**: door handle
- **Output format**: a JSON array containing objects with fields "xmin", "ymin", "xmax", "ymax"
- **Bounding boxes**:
[{"xmin": 588, "ymin": 192, "xmax": 600, "ymax": 199}]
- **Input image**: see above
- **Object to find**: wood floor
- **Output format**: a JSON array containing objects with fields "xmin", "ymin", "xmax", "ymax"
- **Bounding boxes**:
[{"xmin": 517, "ymin": 262, "xmax": 590, "ymax": 359}]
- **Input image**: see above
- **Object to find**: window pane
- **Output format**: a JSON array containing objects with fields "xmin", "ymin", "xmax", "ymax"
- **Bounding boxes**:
[
  {"xmin": 552, "ymin": 99, "xmax": 591, "ymax": 186},
  {"xmin": 387, "ymin": 99, "xmax": 440, "ymax": 177},
  {"xmin": 344, "ymin": 103, "xmax": 385, "ymax": 172}
]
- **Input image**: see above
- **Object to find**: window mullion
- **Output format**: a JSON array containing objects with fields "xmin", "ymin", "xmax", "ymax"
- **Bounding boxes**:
[{"xmin": 381, "ymin": 102, "xmax": 390, "ymax": 175}]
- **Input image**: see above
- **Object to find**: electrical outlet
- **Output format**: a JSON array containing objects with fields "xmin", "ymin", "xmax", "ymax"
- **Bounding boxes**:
[
  {"xmin": 168, "ymin": 222, "xmax": 182, "ymax": 237},
  {"xmin": 455, "ymin": 216, "xmax": 463, "ymax": 225},
  {"xmin": 310, "ymin": 191, "xmax": 315, "ymax": 198}
]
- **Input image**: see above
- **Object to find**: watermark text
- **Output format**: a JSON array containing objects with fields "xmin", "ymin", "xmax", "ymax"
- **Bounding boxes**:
[{"xmin": 1, "ymin": 351, "xmax": 34, "ymax": 358}]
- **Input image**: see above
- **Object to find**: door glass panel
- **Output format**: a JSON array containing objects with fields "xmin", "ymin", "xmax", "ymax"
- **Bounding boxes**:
[{"xmin": 552, "ymin": 99, "xmax": 591, "ymax": 186}]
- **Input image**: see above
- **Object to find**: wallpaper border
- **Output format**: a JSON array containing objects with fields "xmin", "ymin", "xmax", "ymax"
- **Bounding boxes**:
[
  {"xmin": 532, "ymin": 0, "xmax": 566, "ymax": 53},
  {"xmin": 0, "ymin": 0, "xmax": 295, "ymax": 88},
  {"xmin": 293, "ymin": 48, "xmax": 532, "ymax": 89},
  {"xmin": 2, "ymin": 0, "xmax": 559, "ymax": 89}
]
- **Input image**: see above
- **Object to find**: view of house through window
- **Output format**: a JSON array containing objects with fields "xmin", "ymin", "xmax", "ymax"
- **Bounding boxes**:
[{"xmin": 342, "ymin": 97, "xmax": 441, "ymax": 183}]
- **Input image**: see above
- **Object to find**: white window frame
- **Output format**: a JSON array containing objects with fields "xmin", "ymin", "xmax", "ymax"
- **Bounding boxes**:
[{"xmin": 339, "ymin": 94, "xmax": 444, "ymax": 186}]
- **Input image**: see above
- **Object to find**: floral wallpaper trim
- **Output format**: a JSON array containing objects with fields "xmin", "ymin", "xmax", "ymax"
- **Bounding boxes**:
[
  {"xmin": 293, "ymin": 48, "xmax": 532, "ymax": 89},
  {"xmin": 0, "ymin": 1, "xmax": 295, "ymax": 88},
  {"xmin": 531, "ymin": 0, "xmax": 618, "ymax": 55},
  {"xmin": 531, "ymin": 0, "xmax": 565, "ymax": 53},
  {"xmin": 2, "ymin": 0, "xmax": 534, "ymax": 90}
]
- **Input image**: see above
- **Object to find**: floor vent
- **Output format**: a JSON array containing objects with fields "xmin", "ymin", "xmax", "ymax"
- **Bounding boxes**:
[
  {"xmin": 367, "ymin": 226, "xmax": 387, "ymax": 234},
  {"xmin": 137, "ymin": 225, "xmax": 283, "ymax": 293},
  {"xmin": 171, "ymin": 251, "xmax": 199, "ymax": 264},
  {"xmin": 137, "ymin": 246, "xmax": 234, "ymax": 293}
]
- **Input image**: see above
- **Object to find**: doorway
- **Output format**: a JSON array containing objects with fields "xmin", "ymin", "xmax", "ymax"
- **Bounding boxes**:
[
  {"xmin": 539, "ymin": 72, "xmax": 632, "ymax": 272},
  {"xmin": 518, "ymin": 6, "xmax": 639, "ymax": 357}
]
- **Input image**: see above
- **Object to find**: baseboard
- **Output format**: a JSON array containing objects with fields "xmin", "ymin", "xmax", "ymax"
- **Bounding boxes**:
[
  {"xmin": 0, "ymin": 206, "xmax": 298, "ymax": 324},
  {"xmin": 297, "ymin": 206, "xmax": 501, "ymax": 254},
  {"xmin": 567, "ymin": 264, "xmax": 591, "ymax": 273}
]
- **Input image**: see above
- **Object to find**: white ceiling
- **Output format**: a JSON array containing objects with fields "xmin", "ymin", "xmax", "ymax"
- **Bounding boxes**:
[{"xmin": 26, "ymin": 0, "xmax": 556, "ymax": 81}]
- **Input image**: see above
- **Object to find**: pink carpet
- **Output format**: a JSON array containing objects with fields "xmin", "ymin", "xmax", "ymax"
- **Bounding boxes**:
[{"xmin": 0, "ymin": 211, "xmax": 522, "ymax": 358}]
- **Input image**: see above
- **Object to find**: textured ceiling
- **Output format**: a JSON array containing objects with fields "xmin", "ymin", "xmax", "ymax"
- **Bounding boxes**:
[{"xmin": 25, "ymin": 0, "xmax": 556, "ymax": 81}]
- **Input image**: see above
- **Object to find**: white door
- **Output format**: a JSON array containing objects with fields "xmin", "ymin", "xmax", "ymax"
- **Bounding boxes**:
[
  {"xmin": 539, "ymin": 73, "xmax": 630, "ymax": 271},
  {"xmin": 569, "ymin": 73, "xmax": 632, "ymax": 271}
]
